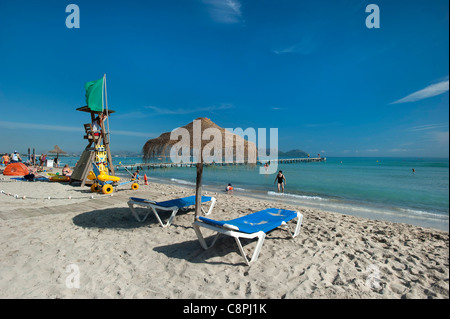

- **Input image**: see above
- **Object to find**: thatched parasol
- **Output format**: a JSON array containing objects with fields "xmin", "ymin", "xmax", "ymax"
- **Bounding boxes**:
[
  {"xmin": 143, "ymin": 117, "xmax": 257, "ymax": 219},
  {"xmin": 48, "ymin": 145, "xmax": 67, "ymax": 160}
]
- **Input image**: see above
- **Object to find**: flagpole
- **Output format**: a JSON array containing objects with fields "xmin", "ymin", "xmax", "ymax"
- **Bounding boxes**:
[
  {"xmin": 104, "ymin": 74, "xmax": 110, "ymax": 140},
  {"xmin": 103, "ymin": 73, "xmax": 114, "ymax": 176},
  {"xmin": 101, "ymin": 75, "xmax": 104, "ymax": 113}
]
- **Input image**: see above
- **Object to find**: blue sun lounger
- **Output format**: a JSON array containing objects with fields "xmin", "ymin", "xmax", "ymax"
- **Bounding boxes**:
[
  {"xmin": 127, "ymin": 195, "xmax": 216, "ymax": 227},
  {"xmin": 193, "ymin": 208, "xmax": 303, "ymax": 265}
]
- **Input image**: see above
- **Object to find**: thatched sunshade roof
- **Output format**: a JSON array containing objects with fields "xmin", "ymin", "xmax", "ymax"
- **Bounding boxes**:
[
  {"xmin": 142, "ymin": 117, "xmax": 258, "ymax": 220},
  {"xmin": 142, "ymin": 117, "xmax": 257, "ymax": 163},
  {"xmin": 48, "ymin": 145, "xmax": 67, "ymax": 161},
  {"xmin": 48, "ymin": 145, "xmax": 67, "ymax": 155}
]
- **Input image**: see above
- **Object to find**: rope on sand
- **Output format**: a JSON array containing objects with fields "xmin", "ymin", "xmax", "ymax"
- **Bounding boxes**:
[
  {"xmin": 0, "ymin": 189, "xmax": 104, "ymax": 200},
  {"xmin": 0, "ymin": 179, "xmax": 110, "ymax": 200},
  {"xmin": 0, "ymin": 177, "xmax": 213, "ymax": 200}
]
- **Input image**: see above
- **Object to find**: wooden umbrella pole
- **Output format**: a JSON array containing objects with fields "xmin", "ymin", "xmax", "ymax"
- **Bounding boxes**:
[{"xmin": 194, "ymin": 150, "xmax": 203, "ymax": 220}]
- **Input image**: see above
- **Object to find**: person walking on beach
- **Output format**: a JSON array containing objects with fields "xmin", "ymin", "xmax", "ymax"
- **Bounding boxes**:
[{"xmin": 274, "ymin": 170, "xmax": 286, "ymax": 193}]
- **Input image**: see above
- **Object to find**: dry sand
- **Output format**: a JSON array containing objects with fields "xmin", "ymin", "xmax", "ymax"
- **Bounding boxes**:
[{"xmin": 0, "ymin": 175, "xmax": 448, "ymax": 299}]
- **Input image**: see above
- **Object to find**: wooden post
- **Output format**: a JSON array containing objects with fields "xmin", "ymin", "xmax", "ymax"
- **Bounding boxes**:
[{"xmin": 194, "ymin": 150, "xmax": 203, "ymax": 220}]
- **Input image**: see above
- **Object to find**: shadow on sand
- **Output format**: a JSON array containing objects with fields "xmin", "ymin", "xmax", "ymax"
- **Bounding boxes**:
[
  {"xmin": 153, "ymin": 235, "xmax": 252, "ymax": 266},
  {"xmin": 71, "ymin": 207, "xmax": 180, "ymax": 229},
  {"xmin": 72, "ymin": 206, "xmax": 248, "ymax": 265}
]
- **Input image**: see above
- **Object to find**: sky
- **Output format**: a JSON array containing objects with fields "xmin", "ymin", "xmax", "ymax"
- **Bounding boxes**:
[{"xmin": 0, "ymin": 0, "xmax": 448, "ymax": 157}]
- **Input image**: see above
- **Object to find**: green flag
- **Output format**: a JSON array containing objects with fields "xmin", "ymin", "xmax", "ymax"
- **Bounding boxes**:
[{"xmin": 84, "ymin": 77, "xmax": 104, "ymax": 112}]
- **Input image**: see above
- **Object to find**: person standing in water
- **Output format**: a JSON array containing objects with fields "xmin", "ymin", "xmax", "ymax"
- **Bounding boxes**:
[{"xmin": 274, "ymin": 170, "xmax": 286, "ymax": 193}]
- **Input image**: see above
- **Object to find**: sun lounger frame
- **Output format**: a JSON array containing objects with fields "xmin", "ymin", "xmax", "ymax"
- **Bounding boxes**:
[
  {"xmin": 193, "ymin": 210, "xmax": 303, "ymax": 265},
  {"xmin": 127, "ymin": 196, "xmax": 216, "ymax": 227}
]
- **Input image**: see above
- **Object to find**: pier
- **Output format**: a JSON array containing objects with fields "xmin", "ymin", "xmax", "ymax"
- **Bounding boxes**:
[{"xmin": 115, "ymin": 157, "xmax": 326, "ymax": 171}]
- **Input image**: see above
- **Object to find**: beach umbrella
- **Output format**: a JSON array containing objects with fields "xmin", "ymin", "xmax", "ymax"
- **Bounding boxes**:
[
  {"xmin": 143, "ymin": 117, "xmax": 257, "ymax": 219},
  {"xmin": 48, "ymin": 145, "xmax": 67, "ymax": 160}
]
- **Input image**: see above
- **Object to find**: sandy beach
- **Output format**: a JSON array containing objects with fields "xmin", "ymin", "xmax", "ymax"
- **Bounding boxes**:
[{"xmin": 0, "ymin": 175, "xmax": 448, "ymax": 299}]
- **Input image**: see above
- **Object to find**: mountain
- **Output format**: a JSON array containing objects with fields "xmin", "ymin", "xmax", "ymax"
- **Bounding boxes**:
[{"xmin": 278, "ymin": 149, "xmax": 309, "ymax": 158}]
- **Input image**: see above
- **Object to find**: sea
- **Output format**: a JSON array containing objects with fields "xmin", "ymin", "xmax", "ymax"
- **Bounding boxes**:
[{"xmin": 57, "ymin": 156, "xmax": 449, "ymax": 232}]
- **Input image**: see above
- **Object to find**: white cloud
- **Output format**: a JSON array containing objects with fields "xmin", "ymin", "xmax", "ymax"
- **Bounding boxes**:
[
  {"xmin": 111, "ymin": 130, "xmax": 155, "ymax": 138},
  {"xmin": 433, "ymin": 131, "xmax": 449, "ymax": 145},
  {"xmin": 0, "ymin": 121, "xmax": 153, "ymax": 138},
  {"xmin": 273, "ymin": 42, "xmax": 314, "ymax": 55},
  {"xmin": 409, "ymin": 123, "xmax": 449, "ymax": 132},
  {"xmin": 273, "ymin": 35, "xmax": 316, "ymax": 56},
  {"xmin": 0, "ymin": 121, "xmax": 81, "ymax": 133},
  {"xmin": 203, "ymin": 0, "xmax": 243, "ymax": 24},
  {"xmin": 391, "ymin": 78, "xmax": 449, "ymax": 104},
  {"xmin": 424, "ymin": 130, "xmax": 449, "ymax": 146}
]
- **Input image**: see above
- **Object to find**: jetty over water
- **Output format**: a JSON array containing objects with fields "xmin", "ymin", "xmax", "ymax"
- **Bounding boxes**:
[{"xmin": 115, "ymin": 157, "xmax": 326, "ymax": 171}]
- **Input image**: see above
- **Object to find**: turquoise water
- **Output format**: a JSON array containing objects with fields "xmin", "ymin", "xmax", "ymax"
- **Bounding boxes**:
[{"xmin": 59, "ymin": 156, "xmax": 449, "ymax": 231}]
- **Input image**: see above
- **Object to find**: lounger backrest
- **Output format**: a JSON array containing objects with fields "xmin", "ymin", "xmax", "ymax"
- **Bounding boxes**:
[
  {"xmin": 156, "ymin": 196, "xmax": 212, "ymax": 208},
  {"xmin": 129, "ymin": 196, "xmax": 212, "ymax": 208},
  {"xmin": 199, "ymin": 208, "xmax": 298, "ymax": 234},
  {"xmin": 129, "ymin": 197, "xmax": 157, "ymax": 204}
]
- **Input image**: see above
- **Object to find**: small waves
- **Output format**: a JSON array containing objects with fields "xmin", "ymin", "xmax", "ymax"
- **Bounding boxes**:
[
  {"xmin": 170, "ymin": 178, "xmax": 196, "ymax": 186},
  {"xmin": 398, "ymin": 208, "xmax": 449, "ymax": 221},
  {"xmin": 267, "ymin": 191, "xmax": 327, "ymax": 201}
]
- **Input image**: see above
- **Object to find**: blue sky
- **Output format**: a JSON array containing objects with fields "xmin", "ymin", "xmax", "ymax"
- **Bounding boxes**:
[{"xmin": 0, "ymin": 0, "xmax": 448, "ymax": 157}]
